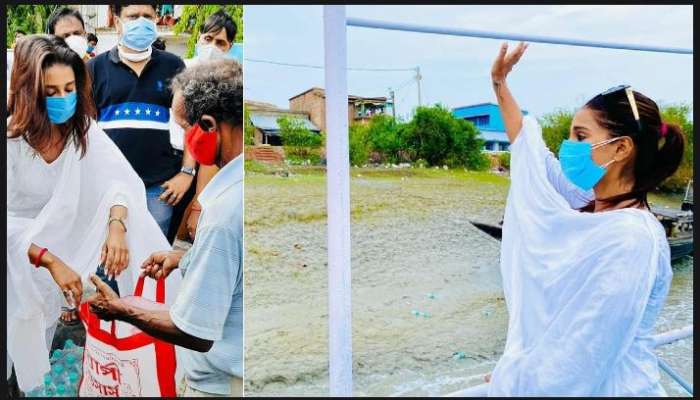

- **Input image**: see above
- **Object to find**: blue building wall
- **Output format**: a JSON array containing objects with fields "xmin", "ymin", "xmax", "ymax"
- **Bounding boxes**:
[{"xmin": 452, "ymin": 103, "xmax": 528, "ymax": 151}]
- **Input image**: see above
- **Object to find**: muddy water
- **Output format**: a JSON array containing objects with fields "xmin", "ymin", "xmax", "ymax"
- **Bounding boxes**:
[{"xmin": 244, "ymin": 168, "xmax": 693, "ymax": 397}]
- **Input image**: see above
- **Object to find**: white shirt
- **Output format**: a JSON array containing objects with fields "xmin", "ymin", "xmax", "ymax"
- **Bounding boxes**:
[{"xmin": 488, "ymin": 115, "xmax": 671, "ymax": 396}]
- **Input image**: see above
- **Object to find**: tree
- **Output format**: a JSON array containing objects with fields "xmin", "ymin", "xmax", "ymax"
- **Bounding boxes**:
[
  {"xmin": 364, "ymin": 114, "xmax": 404, "ymax": 163},
  {"xmin": 659, "ymin": 103, "xmax": 694, "ymax": 192},
  {"xmin": 244, "ymin": 107, "xmax": 255, "ymax": 146},
  {"xmin": 349, "ymin": 123, "xmax": 371, "ymax": 166},
  {"xmin": 402, "ymin": 105, "xmax": 489, "ymax": 170},
  {"xmin": 540, "ymin": 108, "xmax": 574, "ymax": 155},
  {"xmin": 6, "ymin": 5, "xmax": 61, "ymax": 48},
  {"xmin": 278, "ymin": 116, "xmax": 323, "ymax": 161},
  {"xmin": 173, "ymin": 5, "xmax": 243, "ymax": 59}
]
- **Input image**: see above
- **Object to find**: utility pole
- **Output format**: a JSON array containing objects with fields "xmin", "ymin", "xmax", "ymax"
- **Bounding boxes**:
[
  {"xmin": 389, "ymin": 88, "xmax": 396, "ymax": 120},
  {"xmin": 415, "ymin": 66, "xmax": 422, "ymax": 107}
]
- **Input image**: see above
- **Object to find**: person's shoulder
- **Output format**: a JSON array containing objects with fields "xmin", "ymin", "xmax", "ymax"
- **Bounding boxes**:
[
  {"xmin": 604, "ymin": 209, "xmax": 661, "ymax": 253},
  {"xmin": 88, "ymin": 50, "xmax": 111, "ymax": 66},
  {"xmin": 153, "ymin": 48, "xmax": 185, "ymax": 68}
]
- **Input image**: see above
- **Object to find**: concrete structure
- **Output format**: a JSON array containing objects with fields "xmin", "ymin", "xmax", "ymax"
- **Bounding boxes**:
[
  {"xmin": 289, "ymin": 87, "xmax": 393, "ymax": 132},
  {"xmin": 246, "ymin": 100, "xmax": 321, "ymax": 146},
  {"xmin": 452, "ymin": 102, "xmax": 529, "ymax": 152}
]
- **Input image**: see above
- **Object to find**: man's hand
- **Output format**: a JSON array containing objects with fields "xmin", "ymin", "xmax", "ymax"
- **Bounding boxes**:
[
  {"xmin": 140, "ymin": 250, "xmax": 185, "ymax": 280},
  {"xmin": 186, "ymin": 208, "xmax": 201, "ymax": 240},
  {"xmin": 87, "ymin": 274, "xmax": 124, "ymax": 321},
  {"xmin": 160, "ymin": 172, "xmax": 194, "ymax": 206}
]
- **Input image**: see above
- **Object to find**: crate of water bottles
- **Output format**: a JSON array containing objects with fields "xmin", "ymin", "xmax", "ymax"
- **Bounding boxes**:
[{"xmin": 24, "ymin": 339, "xmax": 83, "ymax": 397}]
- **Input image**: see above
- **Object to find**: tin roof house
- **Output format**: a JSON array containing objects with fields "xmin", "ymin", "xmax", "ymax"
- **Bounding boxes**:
[{"xmin": 452, "ymin": 103, "xmax": 529, "ymax": 152}]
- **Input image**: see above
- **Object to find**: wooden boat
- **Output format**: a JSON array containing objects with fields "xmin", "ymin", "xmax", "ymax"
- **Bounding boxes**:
[{"xmin": 472, "ymin": 181, "xmax": 694, "ymax": 261}]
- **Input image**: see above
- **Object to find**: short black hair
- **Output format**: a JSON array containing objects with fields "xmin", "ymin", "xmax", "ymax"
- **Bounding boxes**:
[
  {"xmin": 47, "ymin": 7, "xmax": 85, "ymax": 35},
  {"xmin": 201, "ymin": 10, "xmax": 237, "ymax": 43},
  {"xmin": 87, "ymin": 33, "xmax": 98, "ymax": 43},
  {"xmin": 15, "ymin": 30, "xmax": 26, "ymax": 36},
  {"xmin": 171, "ymin": 59, "xmax": 243, "ymax": 127},
  {"xmin": 111, "ymin": 4, "xmax": 158, "ymax": 18}
]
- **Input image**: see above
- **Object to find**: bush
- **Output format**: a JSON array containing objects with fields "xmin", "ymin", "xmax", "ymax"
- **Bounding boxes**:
[
  {"xmin": 402, "ymin": 105, "xmax": 489, "ymax": 170},
  {"xmin": 278, "ymin": 116, "xmax": 323, "ymax": 160},
  {"xmin": 540, "ymin": 108, "xmax": 574, "ymax": 155},
  {"xmin": 498, "ymin": 152, "xmax": 511, "ymax": 170},
  {"xmin": 244, "ymin": 107, "xmax": 255, "ymax": 145},
  {"xmin": 365, "ymin": 114, "xmax": 404, "ymax": 163},
  {"xmin": 658, "ymin": 103, "xmax": 693, "ymax": 192},
  {"xmin": 349, "ymin": 123, "xmax": 371, "ymax": 166}
]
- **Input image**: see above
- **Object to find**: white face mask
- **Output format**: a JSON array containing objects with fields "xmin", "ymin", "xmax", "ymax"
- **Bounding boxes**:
[
  {"xmin": 65, "ymin": 35, "xmax": 88, "ymax": 58},
  {"xmin": 118, "ymin": 45, "xmax": 152, "ymax": 62},
  {"xmin": 195, "ymin": 43, "xmax": 226, "ymax": 61}
]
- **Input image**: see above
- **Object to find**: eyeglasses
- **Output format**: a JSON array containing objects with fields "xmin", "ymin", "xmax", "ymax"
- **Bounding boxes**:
[{"xmin": 599, "ymin": 84, "xmax": 642, "ymax": 131}]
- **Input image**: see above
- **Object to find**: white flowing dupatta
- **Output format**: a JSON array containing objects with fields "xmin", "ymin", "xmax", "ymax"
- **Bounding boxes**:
[
  {"xmin": 7, "ymin": 120, "xmax": 181, "ymax": 391},
  {"xmin": 488, "ymin": 116, "xmax": 671, "ymax": 396}
]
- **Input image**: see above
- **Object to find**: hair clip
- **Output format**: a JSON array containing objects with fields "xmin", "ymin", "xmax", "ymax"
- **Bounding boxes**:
[{"xmin": 660, "ymin": 123, "xmax": 668, "ymax": 137}]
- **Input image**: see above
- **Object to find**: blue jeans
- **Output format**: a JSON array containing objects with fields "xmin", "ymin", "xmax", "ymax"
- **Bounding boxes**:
[{"xmin": 146, "ymin": 184, "xmax": 174, "ymax": 236}]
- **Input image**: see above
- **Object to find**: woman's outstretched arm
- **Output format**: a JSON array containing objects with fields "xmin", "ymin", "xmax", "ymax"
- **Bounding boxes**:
[{"xmin": 491, "ymin": 42, "xmax": 528, "ymax": 143}]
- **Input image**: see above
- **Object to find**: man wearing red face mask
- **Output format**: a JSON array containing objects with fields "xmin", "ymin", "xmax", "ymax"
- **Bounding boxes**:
[{"xmin": 87, "ymin": 59, "xmax": 244, "ymax": 397}]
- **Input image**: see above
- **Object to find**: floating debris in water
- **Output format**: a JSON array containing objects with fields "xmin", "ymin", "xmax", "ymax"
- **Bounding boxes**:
[
  {"xmin": 427, "ymin": 292, "xmax": 437, "ymax": 299},
  {"xmin": 411, "ymin": 310, "xmax": 431, "ymax": 318},
  {"xmin": 452, "ymin": 351, "xmax": 466, "ymax": 360},
  {"xmin": 481, "ymin": 309, "xmax": 493, "ymax": 317},
  {"xmin": 411, "ymin": 309, "xmax": 420, "ymax": 317}
]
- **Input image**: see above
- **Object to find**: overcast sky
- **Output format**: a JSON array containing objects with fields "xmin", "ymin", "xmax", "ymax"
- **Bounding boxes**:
[{"xmin": 244, "ymin": 5, "xmax": 693, "ymax": 120}]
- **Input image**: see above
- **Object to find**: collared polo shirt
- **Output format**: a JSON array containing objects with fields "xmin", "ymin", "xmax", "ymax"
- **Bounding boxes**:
[
  {"xmin": 87, "ymin": 46, "xmax": 185, "ymax": 186},
  {"xmin": 169, "ymin": 154, "xmax": 243, "ymax": 395}
]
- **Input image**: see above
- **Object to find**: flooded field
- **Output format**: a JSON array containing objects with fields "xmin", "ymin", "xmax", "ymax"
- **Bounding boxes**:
[{"xmin": 244, "ymin": 166, "xmax": 693, "ymax": 397}]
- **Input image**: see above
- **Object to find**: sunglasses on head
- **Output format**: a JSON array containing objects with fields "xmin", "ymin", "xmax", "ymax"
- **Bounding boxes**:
[{"xmin": 599, "ymin": 84, "xmax": 642, "ymax": 132}]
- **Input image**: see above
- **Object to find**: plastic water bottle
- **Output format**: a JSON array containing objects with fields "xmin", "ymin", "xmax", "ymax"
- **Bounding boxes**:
[
  {"xmin": 55, "ymin": 383, "xmax": 67, "ymax": 397},
  {"xmin": 51, "ymin": 348, "xmax": 63, "ymax": 361},
  {"xmin": 66, "ymin": 371, "xmax": 80, "ymax": 395}
]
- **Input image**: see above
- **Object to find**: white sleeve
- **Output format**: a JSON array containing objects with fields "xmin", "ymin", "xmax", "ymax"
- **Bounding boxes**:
[
  {"xmin": 509, "ymin": 116, "xmax": 593, "ymax": 210},
  {"xmin": 544, "ymin": 151, "xmax": 595, "ymax": 209}
]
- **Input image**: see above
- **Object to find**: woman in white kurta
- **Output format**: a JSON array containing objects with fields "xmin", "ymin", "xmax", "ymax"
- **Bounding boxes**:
[
  {"xmin": 7, "ymin": 35, "xmax": 179, "ymax": 392},
  {"xmin": 485, "ymin": 43, "xmax": 685, "ymax": 396}
]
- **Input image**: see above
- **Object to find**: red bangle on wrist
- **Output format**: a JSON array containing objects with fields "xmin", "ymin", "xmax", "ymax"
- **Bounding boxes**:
[{"xmin": 35, "ymin": 248, "xmax": 48, "ymax": 268}]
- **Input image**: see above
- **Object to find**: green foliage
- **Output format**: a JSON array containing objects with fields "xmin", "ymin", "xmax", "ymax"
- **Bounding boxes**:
[
  {"xmin": 173, "ymin": 5, "xmax": 243, "ymax": 59},
  {"xmin": 244, "ymin": 107, "xmax": 255, "ymax": 145},
  {"xmin": 540, "ymin": 108, "xmax": 574, "ymax": 155},
  {"xmin": 349, "ymin": 123, "xmax": 371, "ymax": 166},
  {"xmin": 365, "ymin": 114, "xmax": 404, "ymax": 163},
  {"xmin": 659, "ymin": 103, "xmax": 693, "ymax": 192},
  {"xmin": 498, "ymin": 152, "xmax": 511, "ymax": 170},
  {"xmin": 6, "ymin": 5, "xmax": 61, "ymax": 48},
  {"xmin": 402, "ymin": 105, "xmax": 490, "ymax": 170},
  {"xmin": 278, "ymin": 116, "xmax": 323, "ymax": 161}
]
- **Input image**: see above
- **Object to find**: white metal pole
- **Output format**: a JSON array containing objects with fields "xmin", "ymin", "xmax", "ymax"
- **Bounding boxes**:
[{"xmin": 323, "ymin": 5, "xmax": 353, "ymax": 397}]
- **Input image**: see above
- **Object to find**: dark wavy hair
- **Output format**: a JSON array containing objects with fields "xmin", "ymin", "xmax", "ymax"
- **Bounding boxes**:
[
  {"xmin": 582, "ymin": 88, "xmax": 685, "ymax": 209},
  {"xmin": 7, "ymin": 35, "xmax": 96, "ymax": 158},
  {"xmin": 170, "ymin": 59, "xmax": 243, "ymax": 127},
  {"xmin": 47, "ymin": 7, "xmax": 85, "ymax": 35},
  {"xmin": 202, "ymin": 9, "xmax": 237, "ymax": 43}
]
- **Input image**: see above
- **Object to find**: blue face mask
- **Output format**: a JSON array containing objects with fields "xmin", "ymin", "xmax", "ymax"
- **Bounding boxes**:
[
  {"xmin": 87, "ymin": 45, "xmax": 95, "ymax": 53},
  {"xmin": 46, "ymin": 91, "xmax": 78, "ymax": 124},
  {"xmin": 119, "ymin": 17, "xmax": 157, "ymax": 51},
  {"xmin": 226, "ymin": 43, "xmax": 243, "ymax": 63},
  {"xmin": 558, "ymin": 137, "xmax": 620, "ymax": 191}
]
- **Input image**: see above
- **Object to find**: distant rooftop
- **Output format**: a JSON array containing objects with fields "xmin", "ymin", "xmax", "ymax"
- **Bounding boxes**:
[{"xmin": 290, "ymin": 87, "xmax": 388, "ymax": 103}]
